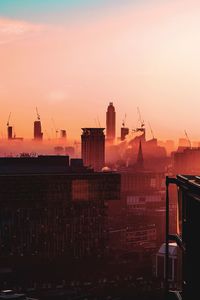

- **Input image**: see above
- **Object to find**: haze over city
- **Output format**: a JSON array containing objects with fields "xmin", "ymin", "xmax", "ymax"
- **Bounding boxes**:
[
  {"xmin": 1, "ymin": 0, "xmax": 200, "ymax": 141},
  {"xmin": 2, "ymin": 1, "xmax": 200, "ymax": 300}
]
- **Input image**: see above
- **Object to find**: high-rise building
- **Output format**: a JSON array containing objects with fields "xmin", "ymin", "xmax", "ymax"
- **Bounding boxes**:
[
  {"xmin": 106, "ymin": 102, "xmax": 116, "ymax": 143},
  {"xmin": 34, "ymin": 120, "xmax": 43, "ymax": 140},
  {"xmin": 81, "ymin": 128, "xmax": 105, "ymax": 171},
  {"xmin": 0, "ymin": 155, "xmax": 120, "ymax": 263}
]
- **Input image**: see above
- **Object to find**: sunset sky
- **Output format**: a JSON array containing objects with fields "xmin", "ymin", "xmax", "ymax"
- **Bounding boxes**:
[{"xmin": 0, "ymin": 0, "xmax": 200, "ymax": 141}]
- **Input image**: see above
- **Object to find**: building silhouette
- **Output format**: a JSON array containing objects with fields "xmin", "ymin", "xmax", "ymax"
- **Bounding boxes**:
[
  {"xmin": 81, "ymin": 128, "xmax": 105, "ymax": 171},
  {"xmin": 121, "ymin": 127, "xmax": 129, "ymax": 141},
  {"xmin": 106, "ymin": 102, "xmax": 116, "ymax": 143},
  {"xmin": 166, "ymin": 175, "xmax": 200, "ymax": 299},
  {"xmin": 0, "ymin": 155, "xmax": 120, "ymax": 264},
  {"xmin": 34, "ymin": 120, "xmax": 43, "ymax": 140},
  {"xmin": 7, "ymin": 126, "xmax": 13, "ymax": 140},
  {"xmin": 60, "ymin": 129, "xmax": 67, "ymax": 139},
  {"xmin": 173, "ymin": 147, "xmax": 200, "ymax": 174}
]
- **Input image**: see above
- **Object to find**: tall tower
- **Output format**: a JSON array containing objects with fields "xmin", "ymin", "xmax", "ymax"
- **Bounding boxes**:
[
  {"xmin": 106, "ymin": 102, "xmax": 116, "ymax": 143},
  {"xmin": 34, "ymin": 121, "xmax": 43, "ymax": 141},
  {"xmin": 81, "ymin": 128, "xmax": 105, "ymax": 171}
]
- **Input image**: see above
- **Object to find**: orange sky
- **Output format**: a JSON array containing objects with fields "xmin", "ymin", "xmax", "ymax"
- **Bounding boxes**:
[{"xmin": 1, "ymin": 0, "xmax": 200, "ymax": 141}]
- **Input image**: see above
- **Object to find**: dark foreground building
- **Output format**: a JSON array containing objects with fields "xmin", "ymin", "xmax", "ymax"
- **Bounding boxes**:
[
  {"xmin": 0, "ymin": 156, "xmax": 120, "ymax": 264},
  {"xmin": 166, "ymin": 175, "xmax": 200, "ymax": 300},
  {"xmin": 81, "ymin": 128, "xmax": 105, "ymax": 171}
]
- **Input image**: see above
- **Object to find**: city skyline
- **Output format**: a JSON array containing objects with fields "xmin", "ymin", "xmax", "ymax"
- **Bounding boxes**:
[
  {"xmin": 1, "ymin": 0, "xmax": 200, "ymax": 141},
  {"xmin": 0, "ymin": 2, "xmax": 198, "ymax": 298}
]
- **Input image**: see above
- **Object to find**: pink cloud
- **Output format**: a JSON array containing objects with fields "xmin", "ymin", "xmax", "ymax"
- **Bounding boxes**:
[{"xmin": 0, "ymin": 18, "xmax": 46, "ymax": 44}]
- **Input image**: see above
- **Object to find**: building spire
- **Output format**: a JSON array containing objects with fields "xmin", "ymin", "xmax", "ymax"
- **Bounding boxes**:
[{"xmin": 136, "ymin": 140, "xmax": 144, "ymax": 170}]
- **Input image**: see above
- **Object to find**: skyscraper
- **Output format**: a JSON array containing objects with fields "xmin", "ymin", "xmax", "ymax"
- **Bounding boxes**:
[
  {"xmin": 34, "ymin": 120, "xmax": 43, "ymax": 140},
  {"xmin": 81, "ymin": 128, "xmax": 105, "ymax": 171},
  {"xmin": 106, "ymin": 102, "xmax": 116, "ymax": 143}
]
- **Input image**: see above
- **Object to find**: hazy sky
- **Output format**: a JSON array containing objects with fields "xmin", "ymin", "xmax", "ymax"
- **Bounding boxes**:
[{"xmin": 0, "ymin": 0, "xmax": 200, "ymax": 141}]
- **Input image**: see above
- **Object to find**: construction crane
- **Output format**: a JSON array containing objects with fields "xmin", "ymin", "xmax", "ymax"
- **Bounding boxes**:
[
  {"xmin": 36, "ymin": 107, "xmax": 40, "ymax": 121},
  {"xmin": 184, "ymin": 130, "xmax": 191, "ymax": 148},
  {"xmin": 137, "ymin": 107, "xmax": 145, "ymax": 128},
  {"xmin": 132, "ymin": 108, "xmax": 145, "ymax": 133},
  {"xmin": 122, "ymin": 114, "xmax": 127, "ymax": 127},
  {"xmin": 148, "ymin": 122, "xmax": 155, "ymax": 139},
  {"xmin": 7, "ymin": 112, "xmax": 11, "ymax": 127}
]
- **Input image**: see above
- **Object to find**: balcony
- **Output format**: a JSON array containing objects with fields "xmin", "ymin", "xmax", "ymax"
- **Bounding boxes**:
[{"xmin": 166, "ymin": 175, "xmax": 200, "ymax": 300}]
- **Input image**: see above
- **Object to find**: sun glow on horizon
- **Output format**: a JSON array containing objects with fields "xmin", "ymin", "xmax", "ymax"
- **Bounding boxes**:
[{"xmin": 0, "ymin": 0, "xmax": 200, "ymax": 141}]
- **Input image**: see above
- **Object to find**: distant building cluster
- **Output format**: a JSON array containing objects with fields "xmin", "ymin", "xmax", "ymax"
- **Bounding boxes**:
[{"xmin": 1, "ymin": 102, "xmax": 200, "ymax": 300}]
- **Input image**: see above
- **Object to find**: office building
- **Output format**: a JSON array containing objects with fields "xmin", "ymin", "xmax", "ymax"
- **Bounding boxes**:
[{"xmin": 81, "ymin": 128, "xmax": 105, "ymax": 171}]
